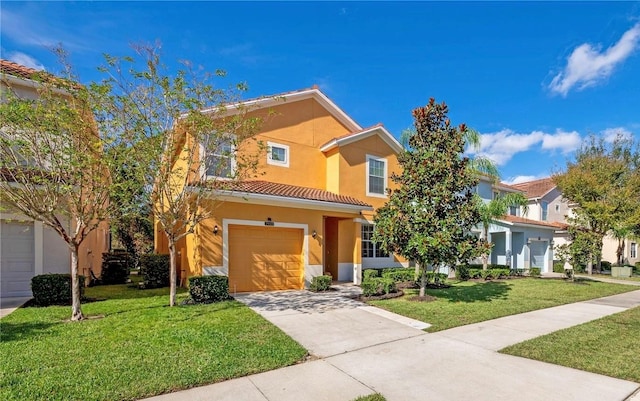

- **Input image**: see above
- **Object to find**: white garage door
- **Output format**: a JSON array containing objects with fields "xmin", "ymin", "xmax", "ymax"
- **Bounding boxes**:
[{"xmin": 1, "ymin": 221, "xmax": 35, "ymax": 297}]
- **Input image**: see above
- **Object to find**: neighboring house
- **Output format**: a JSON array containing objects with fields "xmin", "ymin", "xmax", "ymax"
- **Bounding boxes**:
[
  {"xmin": 472, "ymin": 177, "xmax": 557, "ymax": 273},
  {"xmin": 155, "ymin": 87, "xmax": 407, "ymax": 292},
  {"xmin": 0, "ymin": 59, "xmax": 109, "ymax": 298},
  {"xmin": 511, "ymin": 177, "xmax": 639, "ymax": 267}
]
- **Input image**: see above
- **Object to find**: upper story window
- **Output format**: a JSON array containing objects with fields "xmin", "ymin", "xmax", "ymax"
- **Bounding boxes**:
[
  {"xmin": 509, "ymin": 205, "xmax": 518, "ymax": 216},
  {"xmin": 361, "ymin": 224, "xmax": 389, "ymax": 258},
  {"xmin": 366, "ymin": 155, "xmax": 387, "ymax": 197},
  {"xmin": 204, "ymin": 136, "xmax": 235, "ymax": 179},
  {"xmin": 267, "ymin": 141, "xmax": 289, "ymax": 168},
  {"xmin": 631, "ymin": 242, "xmax": 637, "ymax": 259},
  {"xmin": 541, "ymin": 201, "xmax": 549, "ymax": 221}
]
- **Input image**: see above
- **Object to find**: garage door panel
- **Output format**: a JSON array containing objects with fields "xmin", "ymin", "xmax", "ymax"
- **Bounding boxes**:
[
  {"xmin": 1, "ymin": 221, "xmax": 35, "ymax": 297},
  {"xmin": 229, "ymin": 225, "xmax": 303, "ymax": 292}
]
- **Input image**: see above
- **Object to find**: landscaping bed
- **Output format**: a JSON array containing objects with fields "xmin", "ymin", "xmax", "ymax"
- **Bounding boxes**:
[
  {"xmin": 367, "ymin": 278, "xmax": 636, "ymax": 332},
  {"xmin": 501, "ymin": 306, "xmax": 640, "ymax": 383},
  {"xmin": 0, "ymin": 281, "xmax": 306, "ymax": 401}
]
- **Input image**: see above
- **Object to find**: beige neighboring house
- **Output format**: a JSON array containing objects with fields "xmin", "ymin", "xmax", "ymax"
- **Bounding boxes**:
[
  {"xmin": 512, "ymin": 177, "xmax": 639, "ymax": 266},
  {"xmin": 0, "ymin": 59, "xmax": 110, "ymax": 298}
]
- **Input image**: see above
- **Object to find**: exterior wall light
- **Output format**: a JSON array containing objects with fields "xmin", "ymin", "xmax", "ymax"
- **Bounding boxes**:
[
  {"xmin": 213, "ymin": 225, "xmax": 219, "ymax": 235},
  {"xmin": 312, "ymin": 230, "xmax": 317, "ymax": 238}
]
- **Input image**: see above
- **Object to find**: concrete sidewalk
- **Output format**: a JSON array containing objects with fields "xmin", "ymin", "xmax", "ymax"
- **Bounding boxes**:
[{"xmin": 145, "ymin": 289, "xmax": 640, "ymax": 401}]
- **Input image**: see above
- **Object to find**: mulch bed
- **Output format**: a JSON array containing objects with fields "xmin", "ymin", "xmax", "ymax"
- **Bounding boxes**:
[{"xmin": 358, "ymin": 290, "xmax": 405, "ymax": 301}]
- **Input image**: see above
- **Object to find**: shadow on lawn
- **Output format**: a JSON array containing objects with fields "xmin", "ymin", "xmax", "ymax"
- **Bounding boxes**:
[
  {"xmin": 433, "ymin": 281, "xmax": 511, "ymax": 303},
  {"xmin": 0, "ymin": 321, "xmax": 58, "ymax": 342}
]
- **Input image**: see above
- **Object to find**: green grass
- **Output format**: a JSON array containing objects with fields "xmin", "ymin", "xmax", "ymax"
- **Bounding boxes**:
[
  {"xmin": 368, "ymin": 278, "xmax": 636, "ymax": 332},
  {"xmin": 501, "ymin": 306, "xmax": 640, "ymax": 383},
  {"xmin": 351, "ymin": 394, "xmax": 387, "ymax": 401},
  {"xmin": 0, "ymin": 281, "xmax": 307, "ymax": 401}
]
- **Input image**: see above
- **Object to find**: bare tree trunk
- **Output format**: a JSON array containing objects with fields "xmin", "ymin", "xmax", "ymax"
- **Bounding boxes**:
[
  {"xmin": 482, "ymin": 254, "xmax": 489, "ymax": 271},
  {"xmin": 168, "ymin": 239, "xmax": 177, "ymax": 307},
  {"xmin": 616, "ymin": 238, "xmax": 624, "ymax": 266},
  {"xmin": 70, "ymin": 244, "xmax": 84, "ymax": 321},
  {"xmin": 419, "ymin": 263, "xmax": 427, "ymax": 297},
  {"xmin": 587, "ymin": 252, "xmax": 593, "ymax": 275}
]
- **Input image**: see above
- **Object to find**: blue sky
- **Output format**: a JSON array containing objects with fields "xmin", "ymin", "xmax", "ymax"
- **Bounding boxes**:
[{"xmin": 2, "ymin": 1, "xmax": 640, "ymax": 184}]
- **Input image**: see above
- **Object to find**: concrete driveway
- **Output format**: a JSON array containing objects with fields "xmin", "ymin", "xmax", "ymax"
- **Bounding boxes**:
[
  {"xmin": 0, "ymin": 297, "xmax": 30, "ymax": 318},
  {"xmin": 235, "ymin": 285, "xmax": 429, "ymax": 358}
]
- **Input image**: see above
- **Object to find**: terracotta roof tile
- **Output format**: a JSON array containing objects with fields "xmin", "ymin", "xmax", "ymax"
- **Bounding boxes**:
[
  {"xmin": 204, "ymin": 180, "xmax": 372, "ymax": 208},
  {"xmin": 1, "ymin": 59, "xmax": 43, "ymax": 79},
  {"xmin": 501, "ymin": 215, "xmax": 563, "ymax": 229},
  {"xmin": 511, "ymin": 177, "xmax": 556, "ymax": 198}
]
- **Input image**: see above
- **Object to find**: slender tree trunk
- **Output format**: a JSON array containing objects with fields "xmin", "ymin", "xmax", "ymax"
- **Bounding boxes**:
[
  {"xmin": 482, "ymin": 226, "xmax": 489, "ymax": 271},
  {"xmin": 587, "ymin": 252, "xmax": 593, "ymax": 275},
  {"xmin": 168, "ymin": 239, "xmax": 177, "ymax": 307},
  {"xmin": 70, "ymin": 244, "xmax": 84, "ymax": 321},
  {"xmin": 616, "ymin": 238, "xmax": 624, "ymax": 266},
  {"xmin": 419, "ymin": 263, "xmax": 427, "ymax": 297}
]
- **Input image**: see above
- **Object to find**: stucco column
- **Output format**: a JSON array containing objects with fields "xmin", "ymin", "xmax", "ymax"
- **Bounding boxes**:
[{"xmin": 353, "ymin": 221, "xmax": 362, "ymax": 285}]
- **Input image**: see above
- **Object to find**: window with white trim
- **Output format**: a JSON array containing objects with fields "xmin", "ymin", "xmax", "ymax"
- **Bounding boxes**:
[
  {"xmin": 366, "ymin": 155, "xmax": 387, "ymax": 197},
  {"xmin": 541, "ymin": 201, "xmax": 549, "ymax": 221},
  {"xmin": 631, "ymin": 242, "xmax": 637, "ymax": 259},
  {"xmin": 267, "ymin": 141, "xmax": 289, "ymax": 167},
  {"xmin": 509, "ymin": 205, "xmax": 518, "ymax": 216},
  {"xmin": 361, "ymin": 224, "xmax": 389, "ymax": 258},
  {"xmin": 204, "ymin": 135, "xmax": 235, "ymax": 178}
]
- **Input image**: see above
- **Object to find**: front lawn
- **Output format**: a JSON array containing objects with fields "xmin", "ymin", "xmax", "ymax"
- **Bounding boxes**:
[
  {"xmin": 577, "ymin": 273, "xmax": 640, "ymax": 282},
  {"xmin": 367, "ymin": 278, "xmax": 635, "ymax": 332},
  {"xmin": 501, "ymin": 306, "xmax": 640, "ymax": 383},
  {"xmin": 0, "ymin": 282, "xmax": 307, "ymax": 401}
]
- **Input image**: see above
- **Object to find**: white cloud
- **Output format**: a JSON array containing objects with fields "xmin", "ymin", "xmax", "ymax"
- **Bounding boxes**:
[
  {"xmin": 504, "ymin": 174, "xmax": 548, "ymax": 185},
  {"xmin": 549, "ymin": 22, "xmax": 640, "ymax": 96},
  {"xmin": 468, "ymin": 128, "xmax": 582, "ymax": 166},
  {"xmin": 601, "ymin": 127, "xmax": 634, "ymax": 143},
  {"xmin": 6, "ymin": 51, "xmax": 45, "ymax": 70}
]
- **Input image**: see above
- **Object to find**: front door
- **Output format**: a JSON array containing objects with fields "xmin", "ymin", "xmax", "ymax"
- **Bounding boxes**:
[{"xmin": 324, "ymin": 217, "xmax": 339, "ymax": 279}]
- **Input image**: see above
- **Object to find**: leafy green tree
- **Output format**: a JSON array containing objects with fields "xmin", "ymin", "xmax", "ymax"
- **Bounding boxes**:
[
  {"xmin": 92, "ymin": 46, "xmax": 263, "ymax": 306},
  {"xmin": 554, "ymin": 135, "xmax": 640, "ymax": 272},
  {"xmin": 374, "ymin": 99, "xmax": 486, "ymax": 297},
  {"xmin": 475, "ymin": 192, "xmax": 529, "ymax": 270},
  {"xmin": 0, "ymin": 56, "xmax": 114, "ymax": 321}
]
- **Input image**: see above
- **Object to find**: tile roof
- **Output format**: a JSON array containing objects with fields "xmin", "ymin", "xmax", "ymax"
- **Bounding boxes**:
[
  {"xmin": 511, "ymin": 177, "xmax": 556, "ymax": 198},
  {"xmin": 203, "ymin": 180, "xmax": 372, "ymax": 207},
  {"xmin": 500, "ymin": 215, "xmax": 565, "ymax": 229},
  {"xmin": 1, "ymin": 59, "xmax": 43, "ymax": 79}
]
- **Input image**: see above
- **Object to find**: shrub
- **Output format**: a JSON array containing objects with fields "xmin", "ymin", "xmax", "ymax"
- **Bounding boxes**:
[
  {"xmin": 140, "ymin": 254, "xmax": 170, "ymax": 288},
  {"xmin": 100, "ymin": 251, "xmax": 131, "ymax": 285},
  {"xmin": 31, "ymin": 274, "xmax": 85, "ymax": 306},
  {"xmin": 564, "ymin": 268, "xmax": 574, "ymax": 279},
  {"xmin": 361, "ymin": 277, "xmax": 397, "ymax": 297},
  {"xmin": 425, "ymin": 272, "xmax": 448, "ymax": 283},
  {"xmin": 309, "ymin": 275, "xmax": 332, "ymax": 292},
  {"xmin": 600, "ymin": 261, "xmax": 612, "ymax": 271},
  {"xmin": 529, "ymin": 267, "xmax": 541, "ymax": 277},
  {"xmin": 489, "ymin": 268, "xmax": 509, "ymax": 279},
  {"xmin": 382, "ymin": 268, "xmax": 415, "ymax": 283},
  {"xmin": 468, "ymin": 268, "xmax": 483, "ymax": 279},
  {"xmin": 188, "ymin": 276, "xmax": 231, "ymax": 303},
  {"xmin": 363, "ymin": 269, "xmax": 379, "ymax": 280},
  {"xmin": 553, "ymin": 261, "xmax": 565, "ymax": 273},
  {"xmin": 635, "ymin": 262, "xmax": 640, "ymax": 274},
  {"xmin": 456, "ymin": 264, "xmax": 470, "ymax": 280}
]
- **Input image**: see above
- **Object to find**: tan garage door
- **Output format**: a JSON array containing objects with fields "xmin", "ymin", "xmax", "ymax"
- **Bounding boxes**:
[{"xmin": 228, "ymin": 225, "xmax": 303, "ymax": 292}]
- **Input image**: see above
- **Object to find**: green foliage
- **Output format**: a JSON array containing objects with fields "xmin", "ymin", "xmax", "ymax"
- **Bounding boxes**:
[
  {"xmin": 456, "ymin": 264, "xmax": 470, "ymax": 280},
  {"xmin": 140, "ymin": 254, "xmax": 170, "ymax": 288},
  {"xmin": 529, "ymin": 268, "xmax": 541, "ymax": 277},
  {"xmin": 553, "ymin": 261, "xmax": 565, "ymax": 273},
  {"xmin": 309, "ymin": 275, "xmax": 332, "ymax": 292},
  {"xmin": 635, "ymin": 262, "xmax": 640, "ymax": 274},
  {"xmin": 363, "ymin": 269, "xmax": 380, "ymax": 280},
  {"xmin": 600, "ymin": 261, "xmax": 612, "ymax": 271},
  {"xmin": 381, "ymin": 268, "xmax": 416, "ymax": 282},
  {"xmin": 100, "ymin": 251, "xmax": 131, "ymax": 284},
  {"xmin": 188, "ymin": 276, "xmax": 231, "ymax": 303},
  {"xmin": 373, "ymin": 99, "xmax": 485, "ymax": 295},
  {"xmin": 361, "ymin": 277, "xmax": 398, "ymax": 297},
  {"xmin": 31, "ymin": 274, "xmax": 85, "ymax": 306}
]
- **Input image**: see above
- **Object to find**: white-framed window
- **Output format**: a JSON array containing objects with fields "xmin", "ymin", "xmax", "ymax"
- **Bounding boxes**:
[
  {"xmin": 366, "ymin": 155, "xmax": 387, "ymax": 197},
  {"xmin": 266, "ymin": 141, "xmax": 289, "ymax": 168},
  {"xmin": 361, "ymin": 224, "xmax": 389, "ymax": 258},
  {"xmin": 509, "ymin": 205, "xmax": 518, "ymax": 216},
  {"xmin": 541, "ymin": 201, "xmax": 549, "ymax": 221},
  {"xmin": 631, "ymin": 242, "xmax": 637, "ymax": 259},
  {"xmin": 203, "ymin": 135, "xmax": 235, "ymax": 179}
]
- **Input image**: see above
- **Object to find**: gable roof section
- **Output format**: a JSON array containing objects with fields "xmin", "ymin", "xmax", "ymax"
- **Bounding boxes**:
[
  {"xmin": 198, "ymin": 86, "xmax": 363, "ymax": 133},
  {"xmin": 197, "ymin": 180, "xmax": 373, "ymax": 212},
  {"xmin": 320, "ymin": 124, "xmax": 404, "ymax": 154},
  {"xmin": 0, "ymin": 59, "xmax": 41, "ymax": 79},
  {"xmin": 511, "ymin": 177, "xmax": 556, "ymax": 199},
  {"xmin": 499, "ymin": 215, "xmax": 564, "ymax": 229}
]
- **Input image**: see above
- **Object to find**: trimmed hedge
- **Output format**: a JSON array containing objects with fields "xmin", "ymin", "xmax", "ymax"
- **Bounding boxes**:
[
  {"xmin": 188, "ymin": 276, "xmax": 231, "ymax": 303},
  {"xmin": 600, "ymin": 261, "xmax": 612, "ymax": 271},
  {"xmin": 140, "ymin": 254, "xmax": 170, "ymax": 289},
  {"xmin": 467, "ymin": 268, "xmax": 509, "ymax": 280},
  {"xmin": 529, "ymin": 267, "xmax": 541, "ymax": 277},
  {"xmin": 381, "ymin": 269, "xmax": 415, "ymax": 282},
  {"xmin": 363, "ymin": 269, "xmax": 379, "ymax": 280},
  {"xmin": 101, "ymin": 251, "xmax": 131, "ymax": 285},
  {"xmin": 361, "ymin": 277, "xmax": 397, "ymax": 297},
  {"xmin": 553, "ymin": 261, "xmax": 565, "ymax": 273},
  {"xmin": 309, "ymin": 275, "xmax": 332, "ymax": 292},
  {"xmin": 31, "ymin": 274, "xmax": 85, "ymax": 306}
]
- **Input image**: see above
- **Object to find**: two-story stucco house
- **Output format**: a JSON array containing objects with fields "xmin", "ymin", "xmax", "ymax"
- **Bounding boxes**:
[
  {"xmin": 472, "ymin": 177, "xmax": 558, "ymax": 273},
  {"xmin": 0, "ymin": 59, "xmax": 109, "ymax": 298},
  {"xmin": 155, "ymin": 87, "xmax": 408, "ymax": 292},
  {"xmin": 513, "ymin": 177, "xmax": 639, "ymax": 267}
]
